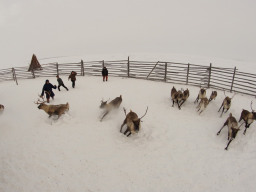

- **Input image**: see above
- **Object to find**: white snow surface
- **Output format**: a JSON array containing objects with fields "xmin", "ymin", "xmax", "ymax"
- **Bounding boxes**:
[{"xmin": 1, "ymin": 74, "xmax": 256, "ymax": 192}]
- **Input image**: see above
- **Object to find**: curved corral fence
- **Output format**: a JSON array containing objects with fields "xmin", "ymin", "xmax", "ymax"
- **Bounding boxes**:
[{"xmin": 0, "ymin": 58, "xmax": 255, "ymax": 97}]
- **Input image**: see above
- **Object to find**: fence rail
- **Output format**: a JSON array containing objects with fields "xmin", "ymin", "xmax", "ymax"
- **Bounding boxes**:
[{"xmin": 0, "ymin": 58, "xmax": 255, "ymax": 96}]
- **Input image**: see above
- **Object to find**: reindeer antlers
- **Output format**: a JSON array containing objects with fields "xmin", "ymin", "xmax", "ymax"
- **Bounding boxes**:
[
  {"xmin": 223, "ymin": 90, "xmax": 236, "ymax": 99},
  {"xmin": 123, "ymin": 107, "xmax": 127, "ymax": 116},
  {"xmin": 34, "ymin": 94, "xmax": 46, "ymax": 105},
  {"xmin": 250, "ymin": 101, "xmax": 255, "ymax": 112},
  {"xmin": 140, "ymin": 106, "xmax": 148, "ymax": 119}
]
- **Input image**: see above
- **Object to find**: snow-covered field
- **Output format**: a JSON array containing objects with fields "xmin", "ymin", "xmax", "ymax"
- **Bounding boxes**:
[{"xmin": 1, "ymin": 75, "xmax": 256, "ymax": 192}]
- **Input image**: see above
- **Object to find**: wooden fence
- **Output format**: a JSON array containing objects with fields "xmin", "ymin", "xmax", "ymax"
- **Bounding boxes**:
[{"xmin": 0, "ymin": 58, "xmax": 255, "ymax": 96}]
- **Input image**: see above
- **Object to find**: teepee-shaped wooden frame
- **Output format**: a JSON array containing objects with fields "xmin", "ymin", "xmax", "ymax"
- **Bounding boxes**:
[{"xmin": 28, "ymin": 54, "xmax": 42, "ymax": 71}]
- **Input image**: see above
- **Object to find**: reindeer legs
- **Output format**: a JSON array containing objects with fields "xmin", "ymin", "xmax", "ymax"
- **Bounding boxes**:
[
  {"xmin": 120, "ymin": 120, "xmax": 126, "ymax": 132},
  {"xmin": 124, "ymin": 129, "xmax": 131, "ymax": 137},
  {"xmin": 101, "ymin": 111, "xmax": 109, "ymax": 121},
  {"xmin": 194, "ymin": 95, "xmax": 199, "ymax": 103},
  {"xmin": 225, "ymin": 139, "xmax": 233, "ymax": 150},
  {"xmin": 218, "ymin": 103, "xmax": 223, "ymax": 112}
]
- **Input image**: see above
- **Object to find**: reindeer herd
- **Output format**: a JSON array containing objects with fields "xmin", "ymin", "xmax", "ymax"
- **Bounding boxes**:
[
  {"xmin": 31, "ymin": 85, "xmax": 256, "ymax": 149},
  {"xmin": 171, "ymin": 86, "xmax": 256, "ymax": 150},
  {"xmin": 1, "ymin": 82, "xmax": 255, "ymax": 150}
]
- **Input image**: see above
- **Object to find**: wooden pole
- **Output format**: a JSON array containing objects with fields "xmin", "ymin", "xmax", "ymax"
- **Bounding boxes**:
[
  {"xmin": 102, "ymin": 60, "xmax": 105, "ymax": 68},
  {"xmin": 164, "ymin": 62, "xmax": 167, "ymax": 82},
  {"xmin": 56, "ymin": 62, "xmax": 59, "ymax": 76},
  {"xmin": 230, "ymin": 67, "xmax": 236, "ymax": 92},
  {"xmin": 127, "ymin": 56, "xmax": 130, "ymax": 77},
  {"xmin": 81, "ymin": 60, "xmax": 84, "ymax": 76},
  {"xmin": 208, "ymin": 63, "xmax": 212, "ymax": 88},
  {"xmin": 31, "ymin": 69, "xmax": 35, "ymax": 78},
  {"xmin": 186, "ymin": 63, "xmax": 190, "ymax": 85}
]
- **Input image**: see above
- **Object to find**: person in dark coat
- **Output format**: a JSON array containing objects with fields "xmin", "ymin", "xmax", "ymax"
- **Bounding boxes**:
[
  {"xmin": 68, "ymin": 71, "xmax": 77, "ymax": 88},
  {"xmin": 41, "ymin": 79, "xmax": 57, "ymax": 103},
  {"xmin": 56, "ymin": 75, "xmax": 68, "ymax": 91},
  {"xmin": 102, "ymin": 67, "xmax": 108, "ymax": 82}
]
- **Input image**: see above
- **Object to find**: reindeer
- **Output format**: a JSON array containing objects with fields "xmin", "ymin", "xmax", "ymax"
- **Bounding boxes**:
[
  {"xmin": 239, "ymin": 101, "xmax": 256, "ymax": 135},
  {"xmin": 196, "ymin": 97, "xmax": 209, "ymax": 114},
  {"xmin": 218, "ymin": 91, "xmax": 236, "ymax": 117},
  {"xmin": 171, "ymin": 86, "xmax": 183, "ymax": 109},
  {"xmin": 100, "ymin": 95, "xmax": 122, "ymax": 121},
  {"xmin": 35, "ymin": 97, "xmax": 69, "ymax": 118},
  {"xmin": 217, "ymin": 113, "xmax": 241, "ymax": 150},
  {"xmin": 194, "ymin": 88, "xmax": 206, "ymax": 103},
  {"xmin": 180, "ymin": 88, "xmax": 190, "ymax": 107},
  {"xmin": 0, "ymin": 104, "xmax": 4, "ymax": 111},
  {"xmin": 120, "ymin": 107, "xmax": 148, "ymax": 137},
  {"xmin": 209, "ymin": 91, "xmax": 217, "ymax": 102}
]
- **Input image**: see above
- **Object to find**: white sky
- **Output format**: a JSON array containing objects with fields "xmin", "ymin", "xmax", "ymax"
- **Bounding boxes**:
[{"xmin": 0, "ymin": 0, "xmax": 256, "ymax": 68}]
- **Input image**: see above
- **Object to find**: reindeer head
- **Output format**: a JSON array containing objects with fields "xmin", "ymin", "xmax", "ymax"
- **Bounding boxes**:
[
  {"xmin": 184, "ymin": 89, "xmax": 189, "ymax": 97},
  {"xmin": 100, "ymin": 100, "xmax": 108, "ymax": 108},
  {"xmin": 133, "ymin": 119, "xmax": 141, "ymax": 132},
  {"xmin": 226, "ymin": 97, "xmax": 231, "ymax": 105},
  {"xmin": 231, "ymin": 127, "xmax": 240, "ymax": 139},
  {"xmin": 200, "ymin": 88, "xmax": 206, "ymax": 95},
  {"xmin": 0, "ymin": 104, "xmax": 4, "ymax": 111}
]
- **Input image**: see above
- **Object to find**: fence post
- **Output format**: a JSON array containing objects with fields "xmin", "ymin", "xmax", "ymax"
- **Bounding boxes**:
[
  {"xmin": 12, "ymin": 68, "xmax": 18, "ymax": 85},
  {"xmin": 81, "ymin": 60, "xmax": 84, "ymax": 76},
  {"xmin": 127, "ymin": 56, "xmax": 130, "ymax": 77},
  {"xmin": 186, "ymin": 63, "xmax": 190, "ymax": 85},
  {"xmin": 56, "ymin": 62, "xmax": 59, "ymax": 75},
  {"xmin": 31, "ymin": 69, "xmax": 35, "ymax": 78},
  {"xmin": 102, "ymin": 60, "xmax": 105, "ymax": 68},
  {"xmin": 208, "ymin": 63, "xmax": 212, "ymax": 88},
  {"xmin": 230, "ymin": 67, "xmax": 236, "ymax": 92},
  {"xmin": 164, "ymin": 62, "xmax": 167, "ymax": 82}
]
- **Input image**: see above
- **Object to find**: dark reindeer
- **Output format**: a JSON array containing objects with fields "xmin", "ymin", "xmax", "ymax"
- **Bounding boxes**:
[
  {"xmin": 171, "ymin": 86, "xmax": 183, "ymax": 109},
  {"xmin": 194, "ymin": 88, "xmax": 206, "ymax": 103},
  {"xmin": 239, "ymin": 101, "xmax": 256, "ymax": 135},
  {"xmin": 100, "ymin": 95, "xmax": 122, "ymax": 121},
  {"xmin": 209, "ymin": 91, "xmax": 217, "ymax": 102},
  {"xmin": 120, "ymin": 107, "xmax": 148, "ymax": 137},
  {"xmin": 218, "ymin": 91, "xmax": 236, "ymax": 117},
  {"xmin": 0, "ymin": 104, "xmax": 4, "ymax": 111},
  {"xmin": 217, "ymin": 113, "xmax": 241, "ymax": 150}
]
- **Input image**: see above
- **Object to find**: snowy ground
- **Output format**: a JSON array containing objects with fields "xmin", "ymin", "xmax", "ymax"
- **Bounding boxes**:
[{"xmin": 1, "ymin": 75, "xmax": 256, "ymax": 192}]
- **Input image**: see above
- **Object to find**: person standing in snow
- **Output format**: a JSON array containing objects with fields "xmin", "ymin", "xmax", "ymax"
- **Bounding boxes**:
[
  {"xmin": 56, "ymin": 75, "xmax": 68, "ymax": 91},
  {"xmin": 68, "ymin": 71, "xmax": 77, "ymax": 88},
  {"xmin": 102, "ymin": 66, "xmax": 108, "ymax": 82},
  {"xmin": 41, "ymin": 79, "xmax": 57, "ymax": 103}
]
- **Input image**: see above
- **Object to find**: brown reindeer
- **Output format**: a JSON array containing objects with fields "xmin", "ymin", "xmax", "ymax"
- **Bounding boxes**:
[
  {"xmin": 100, "ymin": 95, "xmax": 122, "ymax": 121},
  {"xmin": 239, "ymin": 101, "xmax": 256, "ymax": 135},
  {"xmin": 120, "ymin": 107, "xmax": 148, "ymax": 137},
  {"xmin": 217, "ymin": 113, "xmax": 241, "ymax": 150},
  {"xmin": 196, "ymin": 97, "xmax": 209, "ymax": 114},
  {"xmin": 218, "ymin": 91, "xmax": 236, "ymax": 117},
  {"xmin": 194, "ymin": 88, "xmax": 206, "ymax": 103},
  {"xmin": 209, "ymin": 91, "xmax": 217, "ymax": 102},
  {"xmin": 35, "ymin": 97, "xmax": 69, "ymax": 118},
  {"xmin": 0, "ymin": 104, "xmax": 4, "ymax": 111},
  {"xmin": 171, "ymin": 86, "xmax": 183, "ymax": 109},
  {"xmin": 180, "ymin": 88, "xmax": 190, "ymax": 107}
]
